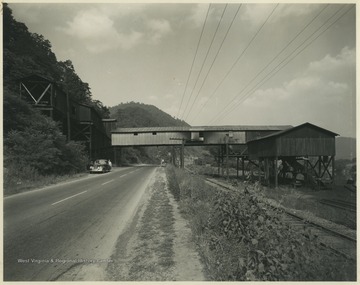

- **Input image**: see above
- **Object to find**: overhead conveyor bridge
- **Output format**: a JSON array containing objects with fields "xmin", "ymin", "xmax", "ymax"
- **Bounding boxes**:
[
  {"xmin": 111, "ymin": 125, "xmax": 292, "ymax": 147},
  {"xmin": 111, "ymin": 125, "xmax": 292, "ymax": 170}
]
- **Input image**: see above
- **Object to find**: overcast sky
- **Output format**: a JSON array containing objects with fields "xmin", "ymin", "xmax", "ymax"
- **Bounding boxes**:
[{"xmin": 8, "ymin": 1, "xmax": 356, "ymax": 137}]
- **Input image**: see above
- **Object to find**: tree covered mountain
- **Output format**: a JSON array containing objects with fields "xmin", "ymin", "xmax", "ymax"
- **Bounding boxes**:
[
  {"xmin": 3, "ymin": 4, "xmax": 104, "ymax": 192},
  {"xmin": 3, "ymin": 3, "xmax": 109, "ymax": 118},
  {"xmin": 336, "ymin": 137, "xmax": 356, "ymax": 160},
  {"xmin": 109, "ymin": 102, "xmax": 192, "ymax": 165},
  {"xmin": 109, "ymin": 102, "xmax": 188, "ymax": 128}
]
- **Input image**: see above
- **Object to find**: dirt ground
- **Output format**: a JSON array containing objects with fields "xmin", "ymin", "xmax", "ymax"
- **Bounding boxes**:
[{"xmin": 106, "ymin": 168, "xmax": 206, "ymax": 281}]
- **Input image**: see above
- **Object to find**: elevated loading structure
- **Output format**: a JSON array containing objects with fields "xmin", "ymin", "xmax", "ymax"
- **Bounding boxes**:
[
  {"xmin": 18, "ymin": 74, "xmax": 116, "ymax": 159},
  {"xmin": 247, "ymin": 122, "xmax": 338, "ymax": 188},
  {"xmin": 111, "ymin": 125, "xmax": 292, "ymax": 169}
]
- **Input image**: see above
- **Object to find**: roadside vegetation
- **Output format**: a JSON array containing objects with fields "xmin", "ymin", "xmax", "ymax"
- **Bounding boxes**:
[
  {"xmin": 3, "ymin": 4, "xmax": 105, "ymax": 196},
  {"xmin": 3, "ymin": 91, "xmax": 89, "ymax": 196},
  {"xmin": 165, "ymin": 165, "xmax": 355, "ymax": 281}
]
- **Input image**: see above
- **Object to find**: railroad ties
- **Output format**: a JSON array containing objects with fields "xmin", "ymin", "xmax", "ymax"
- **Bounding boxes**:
[
  {"xmin": 200, "ymin": 175, "xmax": 356, "ymax": 261},
  {"xmin": 319, "ymin": 199, "xmax": 356, "ymax": 213}
]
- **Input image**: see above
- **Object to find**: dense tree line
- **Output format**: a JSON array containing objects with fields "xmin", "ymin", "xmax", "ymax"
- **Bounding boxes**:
[
  {"xmin": 3, "ymin": 4, "xmax": 110, "ymax": 118},
  {"xmin": 109, "ymin": 102, "xmax": 190, "ymax": 165},
  {"xmin": 3, "ymin": 4, "xmax": 109, "ymax": 190},
  {"xmin": 109, "ymin": 102, "xmax": 188, "ymax": 128}
]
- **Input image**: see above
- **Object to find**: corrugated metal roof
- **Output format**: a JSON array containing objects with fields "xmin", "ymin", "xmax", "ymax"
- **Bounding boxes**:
[
  {"xmin": 247, "ymin": 122, "xmax": 338, "ymax": 143},
  {"xmin": 112, "ymin": 125, "xmax": 293, "ymax": 133}
]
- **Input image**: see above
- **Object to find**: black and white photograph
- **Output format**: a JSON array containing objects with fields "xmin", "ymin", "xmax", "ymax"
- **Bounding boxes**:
[{"xmin": 3, "ymin": 1, "xmax": 357, "ymax": 282}]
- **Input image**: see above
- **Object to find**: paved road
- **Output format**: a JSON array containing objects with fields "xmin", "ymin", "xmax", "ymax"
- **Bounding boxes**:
[{"xmin": 4, "ymin": 166, "xmax": 157, "ymax": 281}]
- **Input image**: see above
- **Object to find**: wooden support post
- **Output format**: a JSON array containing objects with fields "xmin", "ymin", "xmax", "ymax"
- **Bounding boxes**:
[
  {"xmin": 113, "ymin": 147, "xmax": 117, "ymax": 166},
  {"xmin": 172, "ymin": 146, "xmax": 176, "ymax": 165},
  {"xmin": 265, "ymin": 158, "xmax": 269, "ymax": 186},
  {"xmin": 66, "ymin": 90, "xmax": 71, "ymax": 142},
  {"xmin": 221, "ymin": 147, "xmax": 224, "ymax": 176},
  {"xmin": 275, "ymin": 156, "xmax": 278, "ymax": 188},
  {"xmin": 242, "ymin": 157, "xmax": 245, "ymax": 182},
  {"xmin": 237, "ymin": 157, "xmax": 239, "ymax": 178},
  {"xmin": 225, "ymin": 137, "xmax": 229, "ymax": 180},
  {"xmin": 180, "ymin": 139, "xmax": 184, "ymax": 169},
  {"xmin": 217, "ymin": 147, "xmax": 221, "ymax": 176},
  {"xmin": 318, "ymin": 156, "xmax": 322, "ymax": 179},
  {"xmin": 89, "ymin": 126, "xmax": 92, "ymax": 160},
  {"xmin": 304, "ymin": 156, "xmax": 308, "ymax": 184},
  {"xmin": 259, "ymin": 159, "xmax": 262, "ymax": 183},
  {"xmin": 331, "ymin": 156, "xmax": 335, "ymax": 183},
  {"xmin": 50, "ymin": 83, "xmax": 53, "ymax": 119},
  {"xmin": 119, "ymin": 147, "xmax": 122, "ymax": 166}
]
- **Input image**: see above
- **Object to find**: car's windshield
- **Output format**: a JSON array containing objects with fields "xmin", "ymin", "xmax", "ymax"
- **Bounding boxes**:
[{"xmin": 95, "ymin": 159, "xmax": 108, "ymax": 164}]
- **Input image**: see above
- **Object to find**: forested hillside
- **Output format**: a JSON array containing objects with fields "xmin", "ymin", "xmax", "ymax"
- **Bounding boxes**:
[
  {"xmin": 3, "ymin": 4, "xmax": 109, "ymax": 118},
  {"xmin": 3, "ymin": 4, "xmax": 195, "ymax": 183},
  {"xmin": 3, "ymin": 4, "xmax": 108, "ymax": 194},
  {"xmin": 109, "ymin": 102, "xmax": 188, "ymax": 128},
  {"xmin": 109, "ymin": 102, "xmax": 191, "ymax": 165},
  {"xmin": 336, "ymin": 137, "xmax": 356, "ymax": 160}
]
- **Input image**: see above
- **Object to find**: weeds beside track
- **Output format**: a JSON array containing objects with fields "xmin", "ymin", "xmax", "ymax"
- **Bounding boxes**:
[
  {"xmin": 204, "ymin": 177, "xmax": 356, "ymax": 260},
  {"xmin": 166, "ymin": 166, "xmax": 356, "ymax": 281}
]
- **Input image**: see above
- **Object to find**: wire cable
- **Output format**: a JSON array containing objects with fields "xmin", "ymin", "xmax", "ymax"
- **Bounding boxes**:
[
  {"xmin": 195, "ymin": 4, "xmax": 328, "ymax": 123},
  {"xmin": 191, "ymin": 3, "xmax": 279, "ymax": 123},
  {"xmin": 210, "ymin": 4, "xmax": 353, "ymax": 124},
  {"xmin": 184, "ymin": 4, "xmax": 242, "ymax": 122},
  {"xmin": 176, "ymin": 4, "xmax": 211, "ymax": 119},
  {"xmin": 235, "ymin": 4, "xmax": 353, "ymax": 108},
  {"xmin": 181, "ymin": 4, "xmax": 228, "ymax": 120}
]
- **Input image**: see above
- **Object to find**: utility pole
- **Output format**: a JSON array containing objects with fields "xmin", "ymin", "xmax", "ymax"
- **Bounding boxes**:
[
  {"xmin": 225, "ymin": 136, "xmax": 229, "ymax": 180},
  {"xmin": 66, "ymin": 90, "xmax": 71, "ymax": 142},
  {"xmin": 170, "ymin": 138, "xmax": 185, "ymax": 169},
  {"xmin": 225, "ymin": 133, "xmax": 232, "ymax": 180}
]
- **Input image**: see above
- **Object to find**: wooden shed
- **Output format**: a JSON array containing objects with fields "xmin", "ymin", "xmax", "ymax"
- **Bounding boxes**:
[{"xmin": 247, "ymin": 123, "xmax": 339, "ymax": 188}]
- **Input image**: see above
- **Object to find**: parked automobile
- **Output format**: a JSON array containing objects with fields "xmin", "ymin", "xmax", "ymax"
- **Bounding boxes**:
[{"xmin": 90, "ymin": 159, "xmax": 112, "ymax": 173}]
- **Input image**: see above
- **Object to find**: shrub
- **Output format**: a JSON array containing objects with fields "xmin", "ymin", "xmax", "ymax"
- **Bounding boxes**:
[{"xmin": 166, "ymin": 166, "xmax": 356, "ymax": 281}]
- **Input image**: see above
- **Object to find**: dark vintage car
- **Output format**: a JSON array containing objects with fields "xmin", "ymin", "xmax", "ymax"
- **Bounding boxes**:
[{"xmin": 89, "ymin": 159, "xmax": 112, "ymax": 173}]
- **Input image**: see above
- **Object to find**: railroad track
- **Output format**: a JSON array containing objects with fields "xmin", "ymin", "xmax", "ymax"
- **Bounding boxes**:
[
  {"xmin": 319, "ymin": 199, "xmax": 356, "ymax": 212},
  {"xmin": 203, "ymin": 176, "xmax": 357, "ymax": 260}
]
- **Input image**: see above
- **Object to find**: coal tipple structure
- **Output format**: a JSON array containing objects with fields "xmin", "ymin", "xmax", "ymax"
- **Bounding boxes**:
[
  {"xmin": 111, "ymin": 123, "xmax": 338, "ymax": 188},
  {"xmin": 18, "ymin": 74, "xmax": 116, "ymax": 160}
]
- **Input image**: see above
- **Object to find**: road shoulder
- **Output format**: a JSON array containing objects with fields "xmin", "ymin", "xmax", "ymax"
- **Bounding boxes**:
[{"xmin": 106, "ymin": 168, "xmax": 206, "ymax": 281}]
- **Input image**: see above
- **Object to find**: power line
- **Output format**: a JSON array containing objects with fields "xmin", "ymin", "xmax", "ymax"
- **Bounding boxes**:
[
  {"xmin": 224, "ymin": 5, "xmax": 350, "ymax": 120},
  {"xmin": 191, "ymin": 3, "xmax": 279, "ymax": 123},
  {"xmin": 176, "ymin": 4, "xmax": 211, "ymax": 119},
  {"xmin": 236, "ymin": 5, "xmax": 354, "ymax": 107},
  {"xmin": 196, "ymin": 4, "xmax": 329, "ymax": 123},
  {"xmin": 210, "ymin": 4, "xmax": 353, "ymax": 124},
  {"xmin": 181, "ymin": 4, "xmax": 228, "ymax": 120},
  {"xmin": 184, "ymin": 4, "xmax": 242, "ymax": 122},
  {"xmin": 208, "ymin": 4, "xmax": 334, "ymax": 124}
]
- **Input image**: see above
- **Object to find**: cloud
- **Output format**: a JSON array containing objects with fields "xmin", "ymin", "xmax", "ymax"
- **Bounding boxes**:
[
  {"xmin": 149, "ymin": 95, "xmax": 158, "ymax": 101},
  {"xmin": 308, "ymin": 46, "xmax": 355, "ymax": 81},
  {"xmin": 59, "ymin": 6, "xmax": 173, "ymax": 53},
  {"xmin": 245, "ymin": 47, "xmax": 354, "ymax": 102},
  {"xmin": 241, "ymin": 47, "xmax": 355, "ymax": 136},
  {"xmin": 165, "ymin": 94, "xmax": 174, "ymax": 99},
  {"xmin": 59, "ymin": 8, "xmax": 143, "ymax": 53},
  {"xmin": 147, "ymin": 19, "xmax": 172, "ymax": 44},
  {"xmin": 99, "ymin": 4, "xmax": 147, "ymax": 18},
  {"xmin": 188, "ymin": 4, "xmax": 210, "ymax": 27},
  {"xmin": 10, "ymin": 4, "xmax": 43, "ymax": 23},
  {"xmin": 62, "ymin": 9, "xmax": 114, "ymax": 39},
  {"xmin": 241, "ymin": 3, "xmax": 318, "ymax": 27},
  {"xmin": 276, "ymin": 4, "xmax": 318, "ymax": 19}
]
